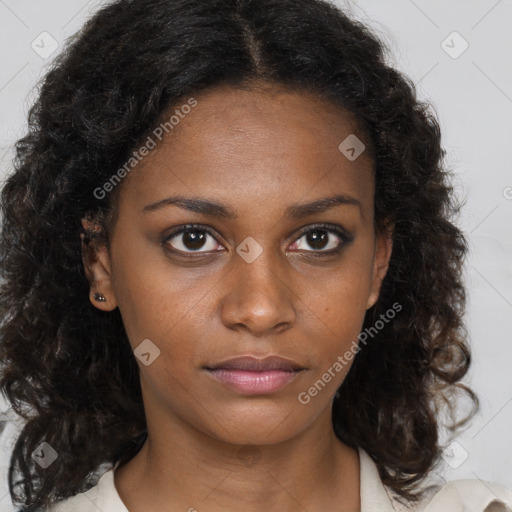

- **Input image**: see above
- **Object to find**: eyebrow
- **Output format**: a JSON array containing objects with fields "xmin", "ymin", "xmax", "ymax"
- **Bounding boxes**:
[{"xmin": 142, "ymin": 193, "xmax": 361, "ymax": 219}]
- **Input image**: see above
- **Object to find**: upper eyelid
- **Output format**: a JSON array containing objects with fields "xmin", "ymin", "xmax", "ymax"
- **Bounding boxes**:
[{"xmin": 293, "ymin": 223, "xmax": 349, "ymax": 239}]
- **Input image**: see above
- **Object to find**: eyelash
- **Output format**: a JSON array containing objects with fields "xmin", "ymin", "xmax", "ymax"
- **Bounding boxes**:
[{"xmin": 161, "ymin": 223, "xmax": 353, "ymax": 258}]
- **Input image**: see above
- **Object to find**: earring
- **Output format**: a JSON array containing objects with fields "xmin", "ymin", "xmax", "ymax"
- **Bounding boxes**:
[{"xmin": 93, "ymin": 292, "xmax": 106, "ymax": 303}]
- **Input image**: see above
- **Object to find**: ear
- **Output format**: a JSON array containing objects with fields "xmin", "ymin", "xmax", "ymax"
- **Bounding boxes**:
[
  {"xmin": 81, "ymin": 218, "xmax": 118, "ymax": 311},
  {"xmin": 366, "ymin": 224, "xmax": 394, "ymax": 310}
]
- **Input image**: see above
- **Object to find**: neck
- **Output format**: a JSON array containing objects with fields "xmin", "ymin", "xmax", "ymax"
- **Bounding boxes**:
[{"xmin": 114, "ymin": 407, "xmax": 360, "ymax": 512}]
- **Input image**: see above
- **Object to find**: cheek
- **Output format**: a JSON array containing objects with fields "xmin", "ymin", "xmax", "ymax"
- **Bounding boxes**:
[
  {"xmin": 296, "ymin": 280, "xmax": 368, "ymax": 405},
  {"xmin": 314, "ymin": 252, "xmax": 374, "ymax": 316},
  {"xmin": 110, "ymin": 240, "xmax": 208, "ymax": 346},
  {"xmin": 302, "ymin": 252, "xmax": 374, "ymax": 362}
]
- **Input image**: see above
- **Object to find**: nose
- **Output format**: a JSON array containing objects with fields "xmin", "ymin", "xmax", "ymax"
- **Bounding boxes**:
[{"xmin": 219, "ymin": 249, "xmax": 296, "ymax": 337}]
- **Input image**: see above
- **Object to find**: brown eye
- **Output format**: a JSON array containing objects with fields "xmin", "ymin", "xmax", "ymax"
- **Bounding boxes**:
[
  {"xmin": 163, "ymin": 226, "xmax": 222, "ymax": 254},
  {"xmin": 303, "ymin": 229, "xmax": 329, "ymax": 250},
  {"xmin": 289, "ymin": 224, "xmax": 352, "ymax": 254}
]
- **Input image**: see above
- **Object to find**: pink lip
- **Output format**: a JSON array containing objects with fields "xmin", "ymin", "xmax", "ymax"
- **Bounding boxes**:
[
  {"xmin": 206, "ymin": 355, "xmax": 304, "ymax": 371},
  {"xmin": 206, "ymin": 368, "xmax": 302, "ymax": 395},
  {"xmin": 204, "ymin": 355, "xmax": 305, "ymax": 395}
]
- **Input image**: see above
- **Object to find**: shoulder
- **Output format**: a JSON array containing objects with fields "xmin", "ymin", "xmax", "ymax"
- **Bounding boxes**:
[
  {"xmin": 416, "ymin": 479, "xmax": 512, "ymax": 512},
  {"xmin": 358, "ymin": 447, "xmax": 512, "ymax": 512},
  {"xmin": 49, "ymin": 467, "xmax": 128, "ymax": 512},
  {"xmin": 386, "ymin": 478, "xmax": 512, "ymax": 512}
]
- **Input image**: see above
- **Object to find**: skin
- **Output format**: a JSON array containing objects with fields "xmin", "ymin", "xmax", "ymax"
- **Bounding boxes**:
[{"xmin": 82, "ymin": 82, "xmax": 393, "ymax": 512}]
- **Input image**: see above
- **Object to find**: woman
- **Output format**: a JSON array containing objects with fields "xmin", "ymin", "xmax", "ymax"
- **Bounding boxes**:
[{"xmin": 0, "ymin": 0, "xmax": 511, "ymax": 510}]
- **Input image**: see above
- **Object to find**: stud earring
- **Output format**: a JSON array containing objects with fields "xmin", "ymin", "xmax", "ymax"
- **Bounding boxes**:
[{"xmin": 93, "ymin": 292, "xmax": 106, "ymax": 303}]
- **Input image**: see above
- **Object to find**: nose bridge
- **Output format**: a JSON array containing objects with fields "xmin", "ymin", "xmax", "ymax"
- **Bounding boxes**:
[
  {"xmin": 239, "ymin": 244, "xmax": 283, "ymax": 293},
  {"xmin": 220, "ymin": 238, "xmax": 296, "ymax": 334}
]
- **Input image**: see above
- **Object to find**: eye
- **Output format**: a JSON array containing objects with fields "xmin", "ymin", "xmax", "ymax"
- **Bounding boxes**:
[
  {"xmin": 289, "ymin": 223, "xmax": 352, "ymax": 254},
  {"xmin": 162, "ymin": 222, "xmax": 352, "ymax": 257},
  {"xmin": 162, "ymin": 224, "xmax": 223, "ymax": 255}
]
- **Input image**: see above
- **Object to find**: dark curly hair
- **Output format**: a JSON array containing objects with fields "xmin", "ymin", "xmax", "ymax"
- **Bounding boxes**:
[{"xmin": 0, "ymin": 0, "xmax": 478, "ymax": 509}]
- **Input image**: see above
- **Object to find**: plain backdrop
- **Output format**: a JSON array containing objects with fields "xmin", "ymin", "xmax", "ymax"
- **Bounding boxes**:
[{"xmin": 0, "ymin": 0, "xmax": 511, "ymax": 509}]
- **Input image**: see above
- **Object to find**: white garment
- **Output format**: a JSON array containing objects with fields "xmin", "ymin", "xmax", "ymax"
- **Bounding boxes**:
[{"xmin": 49, "ymin": 447, "xmax": 512, "ymax": 512}]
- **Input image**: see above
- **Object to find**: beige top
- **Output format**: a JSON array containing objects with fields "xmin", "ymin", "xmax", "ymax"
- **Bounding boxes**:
[{"xmin": 50, "ymin": 448, "xmax": 512, "ymax": 511}]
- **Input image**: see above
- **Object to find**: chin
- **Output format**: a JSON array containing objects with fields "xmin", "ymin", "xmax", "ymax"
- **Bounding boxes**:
[{"xmin": 201, "ymin": 406, "xmax": 311, "ymax": 446}]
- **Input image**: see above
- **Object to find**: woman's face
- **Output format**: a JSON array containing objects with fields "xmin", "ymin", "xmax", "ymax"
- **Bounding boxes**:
[{"xmin": 84, "ymin": 83, "xmax": 392, "ymax": 446}]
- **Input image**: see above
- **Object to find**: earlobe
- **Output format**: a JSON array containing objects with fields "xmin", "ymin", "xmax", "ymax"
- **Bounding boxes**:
[
  {"xmin": 80, "ymin": 220, "xmax": 118, "ymax": 312},
  {"xmin": 366, "ymin": 226, "xmax": 394, "ymax": 310}
]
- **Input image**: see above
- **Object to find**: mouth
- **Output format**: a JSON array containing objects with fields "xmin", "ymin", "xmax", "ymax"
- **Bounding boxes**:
[{"xmin": 204, "ymin": 355, "xmax": 305, "ymax": 395}]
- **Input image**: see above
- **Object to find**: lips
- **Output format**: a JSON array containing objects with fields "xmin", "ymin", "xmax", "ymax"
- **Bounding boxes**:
[
  {"xmin": 205, "ymin": 355, "xmax": 304, "ymax": 372},
  {"xmin": 204, "ymin": 355, "xmax": 305, "ymax": 395}
]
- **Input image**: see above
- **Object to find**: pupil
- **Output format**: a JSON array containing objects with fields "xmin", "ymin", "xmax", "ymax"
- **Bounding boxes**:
[
  {"xmin": 184, "ymin": 230, "xmax": 206, "ymax": 250},
  {"xmin": 307, "ymin": 230, "xmax": 328, "ymax": 250}
]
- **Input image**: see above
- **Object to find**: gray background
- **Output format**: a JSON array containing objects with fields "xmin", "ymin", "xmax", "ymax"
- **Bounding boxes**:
[{"xmin": 0, "ymin": 0, "xmax": 511, "ymax": 509}]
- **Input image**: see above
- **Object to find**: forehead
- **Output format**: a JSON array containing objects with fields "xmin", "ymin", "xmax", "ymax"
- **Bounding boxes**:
[{"xmin": 117, "ymin": 84, "xmax": 375, "ymax": 222}]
